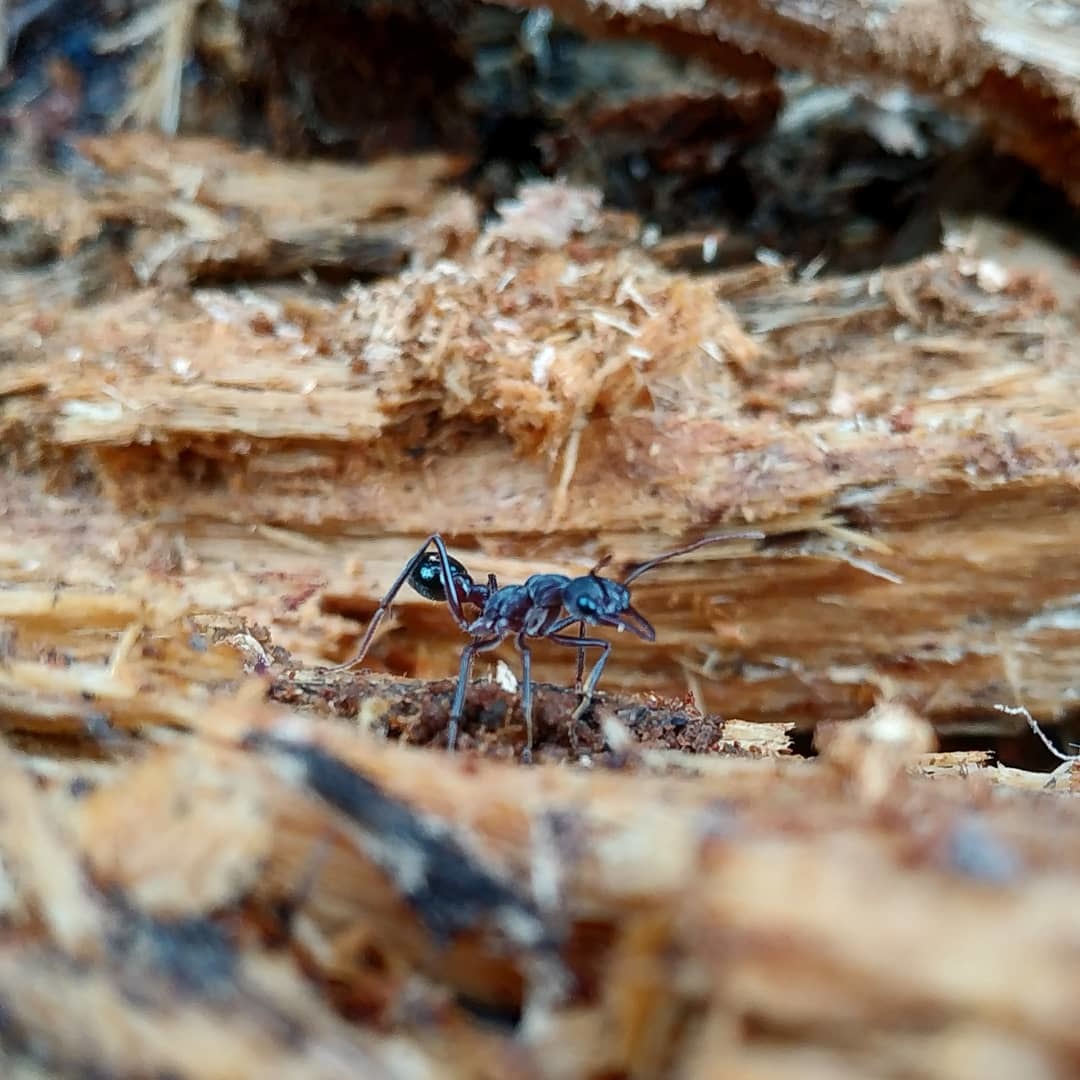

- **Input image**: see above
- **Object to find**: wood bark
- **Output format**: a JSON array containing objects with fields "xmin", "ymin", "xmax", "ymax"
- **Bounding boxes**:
[{"xmin": 497, "ymin": 0, "xmax": 1080, "ymax": 206}]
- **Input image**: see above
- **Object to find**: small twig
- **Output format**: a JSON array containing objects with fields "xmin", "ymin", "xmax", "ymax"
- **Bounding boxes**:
[
  {"xmin": 107, "ymin": 621, "xmax": 144, "ymax": 682},
  {"xmin": 997, "ymin": 635, "xmax": 1078, "ymax": 774},
  {"xmin": 815, "ymin": 517, "xmax": 895, "ymax": 556},
  {"xmin": 993, "ymin": 703, "xmax": 1076, "ymax": 764}
]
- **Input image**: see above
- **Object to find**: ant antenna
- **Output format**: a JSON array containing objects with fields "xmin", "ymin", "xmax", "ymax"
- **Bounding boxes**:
[
  {"xmin": 621, "ymin": 529, "xmax": 766, "ymax": 585},
  {"xmin": 588, "ymin": 554, "xmax": 613, "ymax": 576}
]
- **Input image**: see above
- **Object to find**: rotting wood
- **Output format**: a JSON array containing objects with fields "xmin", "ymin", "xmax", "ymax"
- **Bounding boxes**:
[
  {"xmin": 0, "ymin": 132, "xmax": 475, "ymax": 294},
  {"xmin": 0, "ymin": 645, "xmax": 1076, "ymax": 1076},
  {"xmin": 1, "ymin": 186, "xmax": 1078, "ymax": 730},
  {"xmin": 1, "ymin": 15, "xmax": 1078, "ymax": 1078},
  {"xmin": 497, "ymin": 0, "xmax": 1080, "ymax": 206}
]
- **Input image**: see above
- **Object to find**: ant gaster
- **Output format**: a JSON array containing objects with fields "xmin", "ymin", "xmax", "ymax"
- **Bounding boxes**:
[{"xmin": 332, "ymin": 530, "xmax": 764, "ymax": 760}]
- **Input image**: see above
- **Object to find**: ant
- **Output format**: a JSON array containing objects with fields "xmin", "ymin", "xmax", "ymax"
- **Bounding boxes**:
[{"xmin": 331, "ymin": 529, "xmax": 764, "ymax": 760}]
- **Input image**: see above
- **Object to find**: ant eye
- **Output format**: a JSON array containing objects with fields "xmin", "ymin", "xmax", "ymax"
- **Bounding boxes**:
[{"xmin": 565, "ymin": 578, "xmax": 606, "ymax": 621}]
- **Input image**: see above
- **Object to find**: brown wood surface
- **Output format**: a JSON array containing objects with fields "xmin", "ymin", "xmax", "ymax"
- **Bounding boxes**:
[
  {"xmin": 2, "ymin": 143, "xmax": 1077, "ymax": 727},
  {"xmin": 2, "ymin": 8, "xmax": 1080, "ymax": 1073}
]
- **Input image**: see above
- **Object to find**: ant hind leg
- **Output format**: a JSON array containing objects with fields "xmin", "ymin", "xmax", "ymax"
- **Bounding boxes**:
[{"xmin": 327, "ymin": 533, "xmax": 445, "ymax": 672}]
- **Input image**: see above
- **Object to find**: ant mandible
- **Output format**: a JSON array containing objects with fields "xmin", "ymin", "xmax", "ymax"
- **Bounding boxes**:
[{"xmin": 331, "ymin": 529, "xmax": 764, "ymax": 760}]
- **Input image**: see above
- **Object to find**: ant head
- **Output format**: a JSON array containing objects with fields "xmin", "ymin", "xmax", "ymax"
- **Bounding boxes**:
[
  {"xmin": 409, "ymin": 551, "xmax": 472, "ymax": 602},
  {"xmin": 563, "ymin": 574, "xmax": 656, "ymax": 641}
]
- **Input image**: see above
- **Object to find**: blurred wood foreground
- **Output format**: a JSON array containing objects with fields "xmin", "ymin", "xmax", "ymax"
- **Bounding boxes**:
[{"xmin": 2, "ymin": 1, "xmax": 1080, "ymax": 1077}]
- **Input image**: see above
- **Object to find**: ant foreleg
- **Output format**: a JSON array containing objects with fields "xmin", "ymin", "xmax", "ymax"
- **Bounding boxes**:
[
  {"xmin": 448, "ymin": 636, "xmax": 503, "ymax": 751},
  {"xmin": 574, "ymin": 622, "xmax": 587, "ymax": 693},
  {"xmin": 547, "ymin": 633, "xmax": 612, "ymax": 723},
  {"xmin": 545, "ymin": 615, "xmax": 589, "ymax": 693},
  {"xmin": 573, "ymin": 639, "xmax": 612, "ymax": 721}
]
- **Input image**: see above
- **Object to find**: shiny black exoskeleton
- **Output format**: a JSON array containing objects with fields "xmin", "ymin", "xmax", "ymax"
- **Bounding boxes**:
[{"xmin": 333, "ymin": 530, "xmax": 763, "ymax": 759}]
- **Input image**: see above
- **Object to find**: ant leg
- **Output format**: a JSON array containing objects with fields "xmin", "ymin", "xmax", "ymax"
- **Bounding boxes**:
[
  {"xmin": 431, "ymin": 533, "xmax": 476, "ymax": 632},
  {"xmin": 574, "ymin": 622, "xmax": 587, "ymax": 693},
  {"xmin": 547, "ymin": 633, "xmax": 611, "ymax": 722},
  {"xmin": 328, "ymin": 533, "xmax": 468, "ymax": 672},
  {"xmin": 516, "ymin": 633, "xmax": 534, "ymax": 763},
  {"xmin": 328, "ymin": 533, "xmax": 442, "ymax": 672},
  {"xmin": 572, "ymin": 640, "xmax": 612, "ymax": 722},
  {"xmin": 544, "ymin": 615, "xmax": 587, "ymax": 691},
  {"xmin": 448, "ymin": 636, "xmax": 503, "ymax": 751}
]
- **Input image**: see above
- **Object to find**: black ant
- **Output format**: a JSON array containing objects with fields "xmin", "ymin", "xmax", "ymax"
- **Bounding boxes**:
[{"xmin": 331, "ymin": 530, "xmax": 764, "ymax": 760}]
